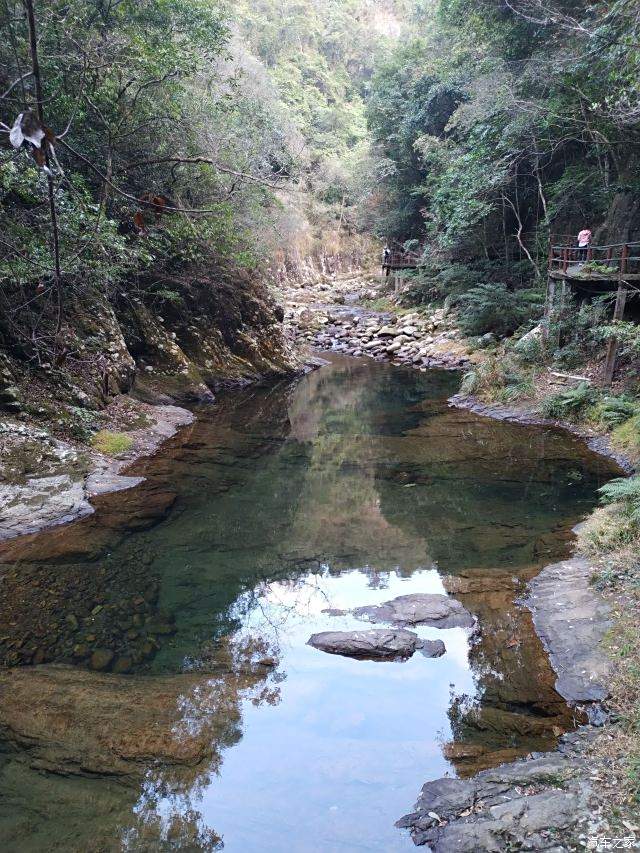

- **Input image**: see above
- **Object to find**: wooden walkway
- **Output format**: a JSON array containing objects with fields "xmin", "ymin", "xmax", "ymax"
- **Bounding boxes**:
[
  {"xmin": 382, "ymin": 250, "xmax": 422, "ymax": 273},
  {"xmin": 548, "ymin": 238, "xmax": 640, "ymax": 281},
  {"xmin": 546, "ymin": 237, "xmax": 640, "ymax": 385}
]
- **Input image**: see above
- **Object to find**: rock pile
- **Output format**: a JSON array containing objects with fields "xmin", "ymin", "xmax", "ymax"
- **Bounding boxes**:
[{"xmin": 283, "ymin": 273, "xmax": 476, "ymax": 371}]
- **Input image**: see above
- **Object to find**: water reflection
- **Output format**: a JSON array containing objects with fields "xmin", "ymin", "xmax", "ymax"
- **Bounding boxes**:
[{"xmin": 0, "ymin": 354, "xmax": 621, "ymax": 851}]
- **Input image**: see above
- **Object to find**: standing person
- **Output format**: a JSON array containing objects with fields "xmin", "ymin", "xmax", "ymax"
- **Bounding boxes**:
[
  {"xmin": 577, "ymin": 227, "xmax": 592, "ymax": 262},
  {"xmin": 383, "ymin": 244, "xmax": 390, "ymax": 266}
]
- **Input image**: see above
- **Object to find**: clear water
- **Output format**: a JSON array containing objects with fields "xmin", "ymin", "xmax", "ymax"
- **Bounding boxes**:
[{"xmin": 0, "ymin": 355, "xmax": 620, "ymax": 852}]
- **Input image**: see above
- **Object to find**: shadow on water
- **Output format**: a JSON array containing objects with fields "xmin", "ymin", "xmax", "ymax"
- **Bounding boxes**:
[{"xmin": 0, "ymin": 354, "xmax": 623, "ymax": 851}]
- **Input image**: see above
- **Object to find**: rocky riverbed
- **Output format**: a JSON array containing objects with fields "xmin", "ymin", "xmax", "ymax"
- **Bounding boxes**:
[
  {"xmin": 0, "ymin": 400, "xmax": 193, "ymax": 543},
  {"xmin": 284, "ymin": 271, "xmax": 478, "ymax": 371}
]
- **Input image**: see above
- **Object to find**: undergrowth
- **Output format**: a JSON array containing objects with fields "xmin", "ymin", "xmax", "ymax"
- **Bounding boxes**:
[
  {"xmin": 460, "ymin": 356, "xmax": 537, "ymax": 403},
  {"xmin": 579, "ymin": 476, "xmax": 640, "ymax": 808}
]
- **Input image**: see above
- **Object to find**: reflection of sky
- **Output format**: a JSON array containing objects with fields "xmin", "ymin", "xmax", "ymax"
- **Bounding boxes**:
[{"xmin": 176, "ymin": 569, "xmax": 474, "ymax": 852}]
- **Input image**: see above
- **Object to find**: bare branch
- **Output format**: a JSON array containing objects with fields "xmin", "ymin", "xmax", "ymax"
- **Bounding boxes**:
[
  {"xmin": 0, "ymin": 72, "xmax": 33, "ymax": 100},
  {"xmin": 23, "ymin": 0, "xmax": 64, "ymax": 336},
  {"xmin": 124, "ymin": 156, "xmax": 289, "ymax": 190}
]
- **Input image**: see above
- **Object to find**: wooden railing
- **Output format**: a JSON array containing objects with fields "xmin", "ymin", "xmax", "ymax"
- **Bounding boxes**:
[
  {"xmin": 382, "ymin": 250, "xmax": 423, "ymax": 270},
  {"xmin": 548, "ymin": 239, "xmax": 640, "ymax": 278}
]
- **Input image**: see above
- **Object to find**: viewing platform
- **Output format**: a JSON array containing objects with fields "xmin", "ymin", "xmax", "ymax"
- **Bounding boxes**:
[
  {"xmin": 382, "ymin": 250, "xmax": 423, "ymax": 272},
  {"xmin": 546, "ymin": 236, "xmax": 639, "ymax": 384},
  {"xmin": 548, "ymin": 238, "xmax": 640, "ymax": 283}
]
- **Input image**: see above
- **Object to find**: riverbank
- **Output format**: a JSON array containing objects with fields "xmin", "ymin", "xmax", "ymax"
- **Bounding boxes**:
[
  {"xmin": 286, "ymin": 269, "xmax": 640, "ymax": 849},
  {"xmin": 0, "ymin": 397, "xmax": 195, "ymax": 543}
]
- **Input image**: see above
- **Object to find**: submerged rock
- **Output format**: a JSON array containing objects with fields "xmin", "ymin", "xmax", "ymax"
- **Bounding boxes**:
[
  {"xmin": 307, "ymin": 628, "xmax": 423, "ymax": 660},
  {"xmin": 89, "ymin": 648, "xmax": 114, "ymax": 671},
  {"xmin": 353, "ymin": 593, "xmax": 474, "ymax": 630}
]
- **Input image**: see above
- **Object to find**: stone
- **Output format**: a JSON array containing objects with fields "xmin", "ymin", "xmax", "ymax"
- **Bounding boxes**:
[
  {"xmin": 419, "ymin": 639, "xmax": 446, "ymax": 658},
  {"xmin": 514, "ymin": 324, "xmax": 544, "ymax": 354},
  {"xmin": 89, "ymin": 648, "xmax": 114, "ymax": 671},
  {"xmin": 307, "ymin": 628, "xmax": 422, "ymax": 660},
  {"xmin": 112, "ymin": 656, "xmax": 133, "ymax": 674},
  {"xmin": 353, "ymin": 593, "xmax": 474, "ymax": 629},
  {"xmin": 397, "ymin": 740, "xmax": 592, "ymax": 850},
  {"xmin": 477, "ymin": 332, "xmax": 497, "ymax": 348},
  {"xmin": 524, "ymin": 558, "xmax": 613, "ymax": 702}
]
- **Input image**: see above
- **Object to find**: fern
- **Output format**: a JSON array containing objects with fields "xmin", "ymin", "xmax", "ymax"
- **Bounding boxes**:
[
  {"xmin": 539, "ymin": 383, "xmax": 597, "ymax": 420},
  {"xmin": 599, "ymin": 476, "xmax": 640, "ymax": 522},
  {"xmin": 458, "ymin": 283, "xmax": 543, "ymax": 338},
  {"xmin": 592, "ymin": 396, "xmax": 640, "ymax": 428}
]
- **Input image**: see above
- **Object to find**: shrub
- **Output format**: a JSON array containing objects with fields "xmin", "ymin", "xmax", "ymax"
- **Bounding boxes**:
[
  {"xmin": 457, "ymin": 283, "xmax": 543, "ymax": 338},
  {"xmin": 579, "ymin": 504, "xmax": 639, "ymax": 554},
  {"xmin": 599, "ymin": 476, "xmax": 640, "ymax": 523},
  {"xmin": 459, "ymin": 356, "xmax": 535, "ymax": 402},
  {"xmin": 90, "ymin": 430, "xmax": 134, "ymax": 456},
  {"xmin": 539, "ymin": 382, "xmax": 597, "ymax": 421},
  {"xmin": 591, "ymin": 397, "xmax": 640, "ymax": 429},
  {"xmin": 611, "ymin": 414, "xmax": 640, "ymax": 457}
]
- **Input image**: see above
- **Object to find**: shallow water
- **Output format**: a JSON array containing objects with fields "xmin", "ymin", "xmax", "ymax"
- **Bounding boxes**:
[{"xmin": 0, "ymin": 355, "xmax": 621, "ymax": 851}]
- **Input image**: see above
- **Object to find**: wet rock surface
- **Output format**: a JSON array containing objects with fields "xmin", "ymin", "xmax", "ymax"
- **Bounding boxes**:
[
  {"xmin": 397, "ymin": 729, "xmax": 598, "ymax": 851},
  {"xmin": 353, "ymin": 593, "xmax": 475, "ymax": 629},
  {"xmin": 524, "ymin": 557, "xmax": 613, "ymax": 703},
  {"xmin": 307, "ymin": 628, "xmax": 425, "ymax": 660}
]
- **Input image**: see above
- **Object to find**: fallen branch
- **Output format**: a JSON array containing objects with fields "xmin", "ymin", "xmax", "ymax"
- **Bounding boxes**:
[{"xmin": 549, "ymin": 370, "xmax": 592, "ymax": 383}]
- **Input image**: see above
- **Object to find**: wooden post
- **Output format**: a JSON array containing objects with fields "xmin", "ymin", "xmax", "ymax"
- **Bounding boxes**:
[
  {"xmin": 544, "ymin": 277, "xmax": 555, "ymax": 316},
  {"xmin": 554, "ymin": 278, "xmax": 567, "ymax": 349},
  {"xmin": 543, "ymin": 276, "xmax": 555, "ymax": 342},
  {"xmin": 603, "ymin": 281, "xmax": 628, "ymax": 386},
  {"xmin": 620, "ymin": 243, "xmax": 629, "ymax": 275}
]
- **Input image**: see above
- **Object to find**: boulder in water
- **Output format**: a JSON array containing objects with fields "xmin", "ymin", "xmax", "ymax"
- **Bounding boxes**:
[
  {"xmin": 419, "ymin": 639, "xmax": 446, "ymax": 658},
  {"xmin": 307, "ymin": 628, "xmax": 422, "ymax": 660},
  {"xmin": 353, "ymin": 593, "xmax": 474, "ymax": 629}
]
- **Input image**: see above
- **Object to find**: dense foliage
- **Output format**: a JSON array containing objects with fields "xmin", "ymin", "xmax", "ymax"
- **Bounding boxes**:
[
  {"xmin": 366, "ymin": 0, "xmax": 640, "ymax": 282},
  {"xmin": 0, "ymin": 0, "xmax": 416, "ymax": 363}
]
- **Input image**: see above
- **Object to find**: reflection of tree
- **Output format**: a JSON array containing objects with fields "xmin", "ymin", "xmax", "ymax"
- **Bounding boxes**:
[
  {"xmin": 441, "ymin": 575, "xmax": 580, "ymax": 776},
  {"xmin": 371, "ymin": 405, "xmax": 617, "ymax": 776},
  {"xmin": 123, "ymin": 807, "xmax": 223, "ymax": 852},
  {"xmin": 286, "ymin": 360, "xmax": 436, "ymax": 574},
  {"xmin": 0, "ymin": 632, "xmax": 282, "ymax": 850}
]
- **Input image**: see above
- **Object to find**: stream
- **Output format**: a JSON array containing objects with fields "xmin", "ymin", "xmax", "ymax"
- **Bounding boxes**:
[{"xmin": 0, "ymin": 354, "xmax": 621, "ymax": 852}]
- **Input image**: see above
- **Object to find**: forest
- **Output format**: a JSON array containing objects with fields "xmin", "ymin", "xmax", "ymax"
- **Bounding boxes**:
[{"xmin": 1, "ymin": 0, "xmax": 640, "ymax": 850}]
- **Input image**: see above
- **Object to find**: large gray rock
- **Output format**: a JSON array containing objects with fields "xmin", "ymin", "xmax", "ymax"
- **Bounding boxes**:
[
  {"xmin": 307, "ymin": 628, "xmax": 423, "ymax": 660},
  {"xmin": 524, "ymin": 558, "xmax": 613, "ymax": 702},
  {"xmin": 354, "ymin": 594, "xmax": 474, "ymax": 630},
  {"xmin": 397, "ymin": 734, "xmax": 592, "ymax": 850}
]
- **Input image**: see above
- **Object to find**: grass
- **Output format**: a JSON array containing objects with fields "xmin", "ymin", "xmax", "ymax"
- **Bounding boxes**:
[
  {"xmin": 90, "ymin": 430, "xmax": 134, "ymax": 456},
  {"xmin": 460, "ymin": 356, "xmax": 536, "ymax": 403},
  {"xmin": 611, "ymin": 413, "xmax": 640, "ymax": 459},
  {"xmin": 578, "ymin": 497, "xmax": 640, "ymax": 813}
]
